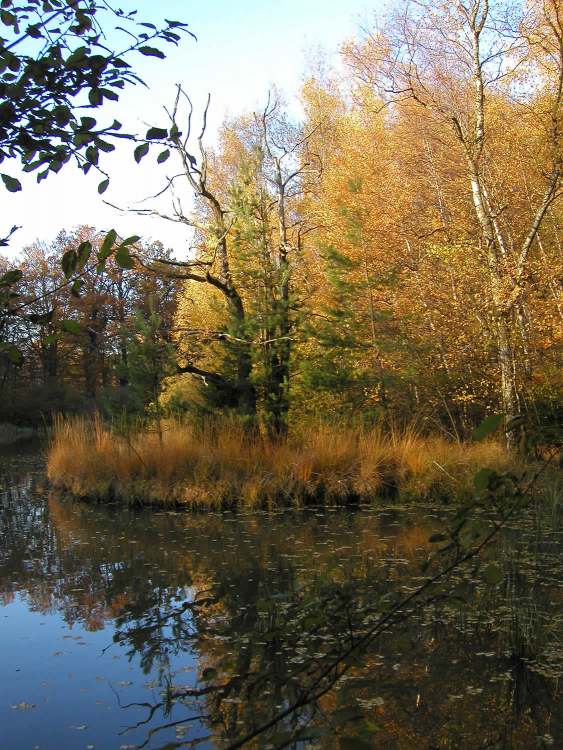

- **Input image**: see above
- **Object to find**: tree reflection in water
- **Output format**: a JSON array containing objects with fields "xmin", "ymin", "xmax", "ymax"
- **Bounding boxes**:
[{"xmin": 1, "ymin": 450, "xmax": 562, "ymax": 749}]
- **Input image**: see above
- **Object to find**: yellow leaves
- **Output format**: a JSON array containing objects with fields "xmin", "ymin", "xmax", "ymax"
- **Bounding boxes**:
[{"xmin": 293, "ymin": 49, "xmax": 560, "ymax": 416}]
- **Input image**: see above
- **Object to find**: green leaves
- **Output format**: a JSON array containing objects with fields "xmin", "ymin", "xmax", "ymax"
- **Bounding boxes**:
[
  {"xmin": 115, "ymin": 244, "xmax": 135, "ymax": 269},
  {"xmin": 26, "ymin": 23, "xmax": 43, "ymax": 39},
  {"xmin": 134, "ymin": 143, "xmax": 149, "ymax": 163},
  {"xmin": 97, "ymin": 178, "xmax": 109, "ymax": 194},
  {"xmin": 1, "ymin": 173, "xmax": 22, "ymax": 192},
  {"xmin": 71, "ymin": 278, "xmax": 84, "ymax": 298},
  {"xmin": 95, "ymin": 230, "xmax": 140, "ymax": 271},
  {"xmin": 56, "ymin": 231, "xmax": 142, "ymax": 276},
  {"xmin": 157, "ymin": 149, "xmax": 170, "ymax": 164},
  {"xmin": 96, "ymin": 139, "xmax": 115, "ymax": 154},
  {"xmin": 99, "ymin": 228, "xmax": 117, "ymax": 259},
  {"xmin": 62, "ymin": 249, "xmax": 77, "ymax": 278},
  {"xmin": 65, "ymin": 45, "xmax": 88, "ymax": 68},
  {"xmin": 120, "ymin": 235, "xmax": 141, "ymax": 247},
  {"xmin": 472, "ymin": 414, "xmax": 503, "ymax": 441},
  {"xmin": 88, "ymin": 88, "xmax": 102, "ymax": 106},
  {"xmin": 0, "ymin": 10, "xmax": 16, "ymax": 28},
  {"xmin": 76, "ymin": 241, "xmax": 92, "ymax": 271},
  {"xmin": 145, "ymin": 127, "xmax": 168, "ymax": 140},
  {"xmin": 139, "ymin": 46, "xmax": 165, "ymax": 59},
  {"xmin": 85, "ymin": 145, "xmax": 99, "ymax": 165},
  {"xmin": 61, "ymin": 241, "xmax": 91, "ymax": 279},
  {"xmin": 79, "ymin": 116, "xmax": 96, "ymax": 131},
  {"xmin": 0, "ymin": 3, "xmax": 192, "ymax": 206}
]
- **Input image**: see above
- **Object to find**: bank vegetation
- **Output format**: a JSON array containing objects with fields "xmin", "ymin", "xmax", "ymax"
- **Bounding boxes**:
[{"xmin": 47, "ymin": 417, "xmax": 511, "ymax": 509}]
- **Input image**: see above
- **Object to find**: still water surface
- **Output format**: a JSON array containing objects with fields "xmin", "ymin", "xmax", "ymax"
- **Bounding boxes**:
[{"xmin": 1, "ymin": 443, "xmax": 562, "ymax": 749}]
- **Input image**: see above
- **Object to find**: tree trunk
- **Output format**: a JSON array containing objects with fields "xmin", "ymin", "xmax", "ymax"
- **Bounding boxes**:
[
  {"xmin": 495, "ymin": 310, "xmax": 519, "ymax": 450},
  {"xmin": 84, "ymin": 309, "xmax": 99, "ymax": 402},
  {"xmin": 40, "ymin": 326, "xmax": 58, "ymax": 384},
  {"xmin": 467, "ymin": 164, "xmax": 521, "ymax": 448},
  {"xmin": 264, "ymin": 338, "xmax": 290, "ymax": 439}
]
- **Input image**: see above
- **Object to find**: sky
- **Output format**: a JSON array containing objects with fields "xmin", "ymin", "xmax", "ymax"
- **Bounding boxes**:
[{"xmin": 2, "ymin": 0, "xmax": 378, "ymax": 259}]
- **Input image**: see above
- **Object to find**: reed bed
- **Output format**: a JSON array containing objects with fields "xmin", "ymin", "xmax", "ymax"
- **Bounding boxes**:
[{"xmin": 47, "ymin": 416, "xmax": 511, "ymax": 509}]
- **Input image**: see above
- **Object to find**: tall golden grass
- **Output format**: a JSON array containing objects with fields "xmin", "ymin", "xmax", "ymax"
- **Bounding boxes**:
[{"xmin": 47, "ymin": 416, "xmax": 511, "ymax": 509}]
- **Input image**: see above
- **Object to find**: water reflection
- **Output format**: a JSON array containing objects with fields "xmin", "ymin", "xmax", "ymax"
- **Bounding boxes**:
[{"xmin": 1, "ymin": 447, "xmax": 562, "ymax": 749}]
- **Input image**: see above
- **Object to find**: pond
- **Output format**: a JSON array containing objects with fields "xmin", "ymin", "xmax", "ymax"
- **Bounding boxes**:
[{"xmin": 1, "ymin": 443, "xmax": 562, "ymax": 749}]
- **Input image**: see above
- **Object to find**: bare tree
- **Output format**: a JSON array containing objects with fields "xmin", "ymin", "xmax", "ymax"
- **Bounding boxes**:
[{"xmin": 127, "ymin": 87, "xmax": 258, "ymax": 421}]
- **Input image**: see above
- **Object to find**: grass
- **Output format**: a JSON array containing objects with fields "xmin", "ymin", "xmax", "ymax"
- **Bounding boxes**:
[{"xmin": 47, "ymin": 416, "xmax": 511, "ymax": 509}]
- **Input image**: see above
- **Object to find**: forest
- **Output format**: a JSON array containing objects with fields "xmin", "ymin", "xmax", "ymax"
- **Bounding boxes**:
[
  {"xmin": 1, "ymin": 0, "xmax": 561, "ymax": 465},
  {"xmin": 1, "ymin": 1, "xmax": 561, "ymax": 515}
]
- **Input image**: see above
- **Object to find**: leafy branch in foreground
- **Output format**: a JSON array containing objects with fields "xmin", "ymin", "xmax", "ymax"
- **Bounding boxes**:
[
  {"xmin": 0, "ymin": 0, "xmax": 194, "ymax": 193},
  {"xmin": 0, "ymin": 2, "xmax": 194, "ymax": 360}
]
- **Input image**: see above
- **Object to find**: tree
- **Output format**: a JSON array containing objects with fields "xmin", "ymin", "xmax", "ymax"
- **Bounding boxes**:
[
  {"xmin": 227, "ymin": 96, "xmax": 320, "ymax": 436},
  {"xmin": 0, "ymin": 1, "xmax": 192, "ymax": 364},
  {"xmin": 126, "ymin": 304, "xmax": 176, "ymax": 430},
  {"xmin": 343, "ymin": 0, "xmax": 562, "ymax": 445},
  {"xmin": 0, "ymin": 225, "xmax": 180, "ymax": 422},
  {"xmin": 129, "ymin": 89, "xmax": 320, "ymax": 434}
]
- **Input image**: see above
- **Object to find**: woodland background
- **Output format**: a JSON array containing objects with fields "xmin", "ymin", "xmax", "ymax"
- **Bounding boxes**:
[{"xmin": 1, "ymin": 0, "xmax": 561, "ymax": 444}]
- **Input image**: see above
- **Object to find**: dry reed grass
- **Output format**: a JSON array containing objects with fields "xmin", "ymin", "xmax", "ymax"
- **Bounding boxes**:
[{"xmin": 47, "ymin": 416, "xmax": 511, "ymax": 509}]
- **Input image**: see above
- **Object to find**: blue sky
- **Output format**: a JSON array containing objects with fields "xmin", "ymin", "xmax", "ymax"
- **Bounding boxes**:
[{"xmin": 3, "ymin": 0, "xmax": 379, "ymax": 258}]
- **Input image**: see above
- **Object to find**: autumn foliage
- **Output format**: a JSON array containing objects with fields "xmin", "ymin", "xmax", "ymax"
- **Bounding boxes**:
[{"xmin": 3, "ymin": 0, "xmax": 562, "ymax": 450}]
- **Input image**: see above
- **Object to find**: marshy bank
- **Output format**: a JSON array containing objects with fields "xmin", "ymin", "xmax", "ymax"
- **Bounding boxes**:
[{"xmin": 47, "ymin": 417, "xmax": 512, "ymax": 509}]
